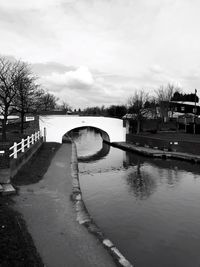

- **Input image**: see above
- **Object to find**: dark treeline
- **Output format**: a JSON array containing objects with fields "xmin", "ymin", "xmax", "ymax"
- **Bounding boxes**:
[{"xmin": 81, "ymin": 105, "xmax": 127, "ymax": 118}]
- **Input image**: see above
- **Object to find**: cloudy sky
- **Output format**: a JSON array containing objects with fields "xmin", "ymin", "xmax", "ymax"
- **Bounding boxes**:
[{"xmin": 0, "ymin": 0, "xmax": 200, "ymax": 108}]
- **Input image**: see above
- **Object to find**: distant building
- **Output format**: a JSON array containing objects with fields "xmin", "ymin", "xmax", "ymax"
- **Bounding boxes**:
[{"xmin": 170, "ymin": 101, "xmax": 200, "ymax": 116}]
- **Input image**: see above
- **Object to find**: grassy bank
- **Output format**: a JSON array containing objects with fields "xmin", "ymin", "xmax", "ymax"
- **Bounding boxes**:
[
  {"xmin": 12, "ymin": 142, "xmax": 61, "ymax": 186},
  {"xmin": 138, "ymin": 131, "xmax": 200, "ymax": 142},
  {"xmin": 127, "ymin": 132, "xmax": 200, "ymax": 155},
  {"xmin": 0, "ymin": 196, "xmax": 44, "ymax": 267},
  {"xmin": 0, "ymin": 142, "xmax": 61, "ymax": 266}
]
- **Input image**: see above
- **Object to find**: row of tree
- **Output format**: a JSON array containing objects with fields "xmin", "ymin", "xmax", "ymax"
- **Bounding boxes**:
[
  {"xmin": 80, "ymin": 105, "xmax": 127, "ymax": 118},
  {"xmin": 0, "ymin": 57, "xmax": 58, "ymax": 140},
  {"xmin": 1, "ymin": 56, "xmax": 197, "ymax": 140},
  {"xmin": 81, "ymin": 84, "xmax": 177, "ymax": 118},
  {"xmin": 81, "ymin": 84, "xmax": 197, "ymax": 133}
]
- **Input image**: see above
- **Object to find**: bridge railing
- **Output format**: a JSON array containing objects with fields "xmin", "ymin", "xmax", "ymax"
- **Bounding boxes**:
[{"xmin": 9, "ymin": 131, "xmax": 41, "ymax": 159}]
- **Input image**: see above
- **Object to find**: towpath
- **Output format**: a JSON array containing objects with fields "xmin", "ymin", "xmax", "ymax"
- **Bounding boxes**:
[
  {"xmin": 13, "ymin": 143, "xmax": 115, "ymax": 267},
  {"xmin": 113, "ymin": 141, "xmax": 200, "ymax": 162}
]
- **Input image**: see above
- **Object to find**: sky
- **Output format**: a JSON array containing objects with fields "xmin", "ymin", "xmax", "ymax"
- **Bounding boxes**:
[{"xmin": 0, "ymin": 0, "xmax": 200, "ymax": 109}]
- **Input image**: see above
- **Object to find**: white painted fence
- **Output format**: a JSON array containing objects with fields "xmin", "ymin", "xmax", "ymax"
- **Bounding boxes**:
[{"xmin": 9, "ymin": 131, "xmax": 41, "ymax": 159}]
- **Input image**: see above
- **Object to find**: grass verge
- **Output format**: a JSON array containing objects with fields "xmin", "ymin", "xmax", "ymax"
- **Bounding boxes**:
[
  {"xmin": 12, "ymin": 142, "xmax": 61, "ymax": 186},
  {"xmin": 0, "ymin": 196, "xmax": 44, "ymax": 267}
]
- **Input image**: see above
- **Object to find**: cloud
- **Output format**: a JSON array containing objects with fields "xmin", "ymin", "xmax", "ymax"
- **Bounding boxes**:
[
  {"xmin": 37, "ymin": 64, "xmax": 131, "ymax": 108},
  {"xmin": 1, "ymin": 0, "xmax": 200, "ymax": 107},
  {"xmin": 0, "ymin": 0, "xmax": 66, "ymax": 10},
  {"xmin": 31, "ymin": 62, "xmax": 76, "ymax": 76},
  {"xmin": 149, "ymin": 64, "xmax": 163, "ymax": 74},
  {"xmin": 42, "ymin": 66, "xmax": 94, "ymax": 90},
  {"xmin": 37, "ymin": 61, "xmax": 198, "ymax": 108}
]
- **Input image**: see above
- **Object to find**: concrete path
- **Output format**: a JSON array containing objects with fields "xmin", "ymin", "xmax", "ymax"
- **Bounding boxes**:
[{"xmin": 13, "ymin": 143, "xmax": 116, "ymax": 267}]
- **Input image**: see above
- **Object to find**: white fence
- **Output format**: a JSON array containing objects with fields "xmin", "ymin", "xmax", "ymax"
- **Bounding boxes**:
[{"xmin": 9, "ymin": 131, "xmax": 41, "ymax": 159}]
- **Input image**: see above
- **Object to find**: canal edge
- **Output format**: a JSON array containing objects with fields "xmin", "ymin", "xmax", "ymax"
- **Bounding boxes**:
[
  {"xmin": 111, "ymin": 141, "xmax": 200, "ymax": 163},
  {"xmin": 70, "ymin": 141, "xmax": 134, "ymax": 267}
]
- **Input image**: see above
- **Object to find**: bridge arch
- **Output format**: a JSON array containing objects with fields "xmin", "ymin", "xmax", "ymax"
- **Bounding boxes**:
[
  {"xmin": 65, "ymin": 126, "xmax": 110, "ymax": 143},
  {"xmin": 39, "ymin": 115, "xmax": 126, "ymax": 143}
]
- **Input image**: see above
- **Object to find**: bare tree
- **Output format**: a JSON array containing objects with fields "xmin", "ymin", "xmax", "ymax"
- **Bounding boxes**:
[
  {"xmin": 41, "ymin": 92, "xmax": 58, "ymax": 111},
  {"xmin": 60, "ymin": 101, "xmax": 71, "ymax": 112},
  {"xmin": 155, "ymin": 83, "xmax": 180, "ymax": 121},
  {"xmin": 127, "ymin": 90, "xmax": 149, "ymax": 134},
  {"xmin": 13, "ymin": 65, "xmax": 39, "ymax": 133},
  {"xmin": 0, "ymin": 57, "xmax": 26, "ymax": 140},
  {"xmin": 34, "ymin": 89, "xmax": 59, "ymax": 112},
  {"xmin": 144, "ymin": 97, "xmax": 158, "ymax": 119}
]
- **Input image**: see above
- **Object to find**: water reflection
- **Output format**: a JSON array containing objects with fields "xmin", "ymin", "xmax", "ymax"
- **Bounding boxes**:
[
  {"xmin": 68, "ymin": 127, "xmax": 103, "ymax": 158},
  {"xmin": 73, "ymin": 128, "xmax": 200, "ymax": 267},
  {"xmin": 126, "ymin": 161, "xmax": 156, "ymax": 199},
  {"xmin": 133, "ymin": 151, "xmax": 200, "ymax": 175},
  {"xmin": 125, "ymin": 151, "xmax": 197, "ymax": 187},
  {"xmin": 78, "ymin": 142, "xmax": 110, "ymax": 163}
]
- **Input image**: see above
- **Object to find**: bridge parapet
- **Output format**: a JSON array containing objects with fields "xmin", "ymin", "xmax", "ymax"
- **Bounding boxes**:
[{"xmin": 39, "ymin": 115, "xmax": 126, "ymax": 143}]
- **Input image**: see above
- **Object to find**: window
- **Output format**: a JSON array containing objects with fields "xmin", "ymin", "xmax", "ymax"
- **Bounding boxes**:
[{"xmin": 193, "ymin": 108, "xmax": 197, "ymax": 114}]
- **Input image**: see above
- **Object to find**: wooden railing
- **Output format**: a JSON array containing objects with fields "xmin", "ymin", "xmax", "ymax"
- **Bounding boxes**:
[{"xmin": 9, "ymin": 131, "xmax": 41, "ymax": 159}]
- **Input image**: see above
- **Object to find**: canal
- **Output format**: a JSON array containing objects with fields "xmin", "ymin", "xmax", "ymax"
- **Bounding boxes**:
[{"xmin": 71, "ymin": 127, "xmax": 200, "ymax": 267}]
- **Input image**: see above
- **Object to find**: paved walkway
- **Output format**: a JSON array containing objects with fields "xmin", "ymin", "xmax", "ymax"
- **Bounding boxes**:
[{"xmin": 13, "ymin": 143, "xmax": 115, "ymax": 267}]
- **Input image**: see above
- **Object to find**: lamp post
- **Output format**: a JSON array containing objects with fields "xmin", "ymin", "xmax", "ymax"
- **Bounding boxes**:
[{"xmin": 193, "ymin": 89, "xmax": 197, "ymax": 134}]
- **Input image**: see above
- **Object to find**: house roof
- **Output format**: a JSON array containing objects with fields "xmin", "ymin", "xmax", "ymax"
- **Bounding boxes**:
[
  {"xmin": 170, "ymin": 101, "xmax": 200, "ymax": 106},
  {"xmin": 122, "ymin": 114, "xmax": 137, "ymax": 119},
  {"xmin": 122, "ymin": 110, "xmax": 156, "ymax": 119}
]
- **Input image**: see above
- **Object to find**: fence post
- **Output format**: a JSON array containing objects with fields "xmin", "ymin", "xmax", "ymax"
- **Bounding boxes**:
[
  {"xmin": 27, "ymin": 136, "xmax": 30, "ymax": 148},
  {"xmin": 184, "ymin": 117, "xmax": 187, "ymax": 133},
  {"xmin": 21, "ymin": 139, "xmax": 25, "ymax": 152},
  {"xmin": 32, "ymin": 134, "xmax": 34, "ymax": 145},
  {"xmin": 13, "ymin": 142, "xmax": 17, "ymax": 159},
  {"xmin": 35, "ymin": 132, "xmax": 37, "ymax": 142},
  {"xmin": 38, "ymin": 131, "xmax": 40, "ymax": 139},
  {"xmin": 44, "ymin": 127, "xmax": 46, "ymax": 142}
]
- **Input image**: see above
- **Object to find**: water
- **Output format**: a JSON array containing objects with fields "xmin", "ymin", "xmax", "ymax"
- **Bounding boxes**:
[{"xmin": 73, "ymin": 127, "xmax": 200, "ymax": 267}]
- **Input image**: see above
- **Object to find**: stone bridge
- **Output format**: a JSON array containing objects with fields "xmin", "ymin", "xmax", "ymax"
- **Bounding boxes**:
[{"xmin": 39, "ymin": 115, "xmax": 126, "ymax": 143}]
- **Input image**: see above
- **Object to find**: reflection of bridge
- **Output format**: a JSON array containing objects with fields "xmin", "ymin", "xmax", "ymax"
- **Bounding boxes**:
[
  {"xmin": 39, "ymin": 115, "xmax": 126, "ymax": 143},
  {"xmin": 78, "ymin": 141, "xmax": 110, "ymax": 162}
]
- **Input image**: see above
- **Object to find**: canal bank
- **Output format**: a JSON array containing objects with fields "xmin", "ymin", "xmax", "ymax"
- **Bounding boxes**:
[
  {"xmin": 13, "ymin": 143, "xmax": 116, "ymax": 267},
  {"xmin": 112, "ymin": 141, "xmax": 200, "ymax": 163}
]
